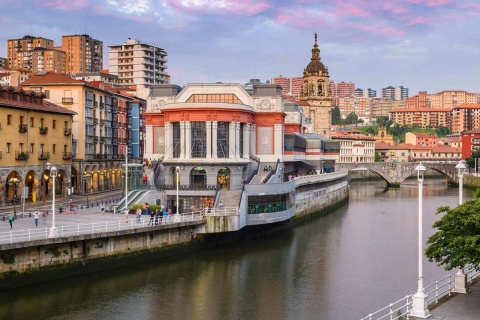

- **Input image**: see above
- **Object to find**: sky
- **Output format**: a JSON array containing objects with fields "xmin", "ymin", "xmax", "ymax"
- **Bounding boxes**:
[{"xmin": 1, "ymin": 0, "xmax": 480, "ymax": 95}]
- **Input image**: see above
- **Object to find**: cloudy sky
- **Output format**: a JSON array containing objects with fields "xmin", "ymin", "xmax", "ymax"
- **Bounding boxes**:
[{"xmin": 2, "ymin": 0, "xmax": 480, "ymax": 95}]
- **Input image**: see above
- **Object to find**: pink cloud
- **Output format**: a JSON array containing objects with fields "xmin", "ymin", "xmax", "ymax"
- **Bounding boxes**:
[
  {"xmin": 405, "ymin": 0, "xmax": 453, "ymax": 7},
  {"xmin": 33, "ymin": 0, "xmax": 89, "ymax": 10},
  {"xmin": 164, "ymin": 0, "xmax": 271, "ymax": 17},
  {"xmin": 381, "ymin": 2, "xmax": 409, "ymax": 14},
  {"xmin": 334, "ymin": 2, "xmax": 371, "ymax": 18}
]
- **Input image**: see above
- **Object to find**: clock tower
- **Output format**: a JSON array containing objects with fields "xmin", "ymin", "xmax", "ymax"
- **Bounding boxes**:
[{"xmin": 300, "ymin": 33, "xmax": 332, "ymax": 137}]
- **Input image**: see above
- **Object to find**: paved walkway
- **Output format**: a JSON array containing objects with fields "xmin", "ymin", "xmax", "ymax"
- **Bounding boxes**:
[{"xmin": 424, "ymin": 278, "xmax": 480, "ymax": 320}]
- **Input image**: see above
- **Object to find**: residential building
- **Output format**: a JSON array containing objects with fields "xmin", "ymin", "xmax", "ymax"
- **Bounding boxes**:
[
  {"xmin": 461, "ymin": 128, "xmax": 480, "ymax": 159},
  {"xmin": 389, "ymin": 108, "xmax": 451, "ymax": 128},
  {"xmin": 429, "ymin": 90, "xmax": 480, "ymax": 109},
  {"xmin": 59, "ymin": 34, "xmax": 103, "ymax": 75},
  {"xmin": 452, "ymin": 104, "xmax": 480, "ymax": 133},
  {"xmin": 22, "ymin": 72, "xmax": 128, "ymax": 195},
  {"xmin": 332, "ymin": 131, "xmax": 375, "ymax": 163},
  {"xmin": 108, "ymin": 38, "xmax": 168, "ymax": 90},
  {"xmin": 75, "ymin": 71, "xmax": 119, "ymax": 86},
  {"xmin": 374, "ymin": 142, "xmax": 410, "ymax": 162},
  {"xmin": 405, "ymin": 132, "xmax": 438, "ymax": 148},
  {"xmin": 382, "ymin": 86, "xmax": 408, "ymax": 100},
  {"xmin": 371, "ymin": 98, "xmax": 405, "ymax": 118},
  {"xmin": 354, "ymin": 88, "xmax": 363, "ymax": 98},
  {"xmin": 0, "ymin": 85, "xmax": 75, "ymax": 205},
  {"xmin": 0, "ymin": 69, "xmax": 30, "ymax": 86},
  {"xmin": 337, "ymin": 97, "xmax": 372, "ymax": 118},
  {"xmin": 0, "ymin": 57, "xmax": 6, "ymax": 68},
  {"xmin": 355, "ymin": 88, "xmax": 377, "ymax": 98},
  {"xmin": 375, "ymin": 142, "xmax": 460, "ymax": 162},
  {"xmin": 335, "ymin": 81, "xmax": 355, "ymax": 98},
  {"xmin": 272, "ymin": 75, "xmax": 289, "ymax": 95},
  {"xmin": 406, "ymin": 91, "xmax": 429, "ymax": 109}
]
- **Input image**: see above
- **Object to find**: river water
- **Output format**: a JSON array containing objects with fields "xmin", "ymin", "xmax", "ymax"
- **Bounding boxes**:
[{"xmin": 0, "ymin": 180, "xmax": 472, "ymax": 320}]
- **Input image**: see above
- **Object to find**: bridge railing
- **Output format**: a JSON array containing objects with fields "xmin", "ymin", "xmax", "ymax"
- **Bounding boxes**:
[
  {"xmin": 359, "ymin": 265, "xmax": 480, "ymax": 320},
  {"xmin": 203, "ymin": 206, "xmax": 239, "ymax": 217},
  {"xmin": 294, "ymin": 171, "xmax": 348, "ymax": 187}
]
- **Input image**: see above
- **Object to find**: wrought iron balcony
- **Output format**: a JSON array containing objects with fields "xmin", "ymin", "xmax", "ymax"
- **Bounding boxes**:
[
  {"xmin": 63, "ymin": 152, "xmax": 72, "ymax": 160},
  {"xmin": 62, "ymin": 97, "xmax": 73, "ymax": 104},
  {"xmin": 93, "ymin": 101, "xmax": 98, "ymax": 108},
  {"xmin": 39, "ymin": 126, "xmax": 48, "ymax": 134},
  {"xmin": 38, "ymin": 152, "xmax": 50, "ymax": 160},
  {"xmin": 64, "ymin": 128, "xmax": 72, "ymax": 136},
  {"xmin": 93, "ymin": 136, "xmax": 99, "ymax": 143},
  {"xmin": 19, "ymin": 124, "xmax": 27, "ymax": 133},
  {"xmin": 15, "ymin": 151, "xmax": 29, "ymax": 160}
]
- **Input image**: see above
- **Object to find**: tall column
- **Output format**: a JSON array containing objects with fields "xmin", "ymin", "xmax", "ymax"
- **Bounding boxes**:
[
  {"xmin": 206, "ymin": 121, "xmax": 212, "ymax": 160},
  {"xmin": 179, "ymin": 121, "xmax": 185, "ymax": 159},
  {"xmin": 229, "ymin": 122, "xmax": 235, "ymax": 159},
  {"xmin": 145, "ymin": 125, "xmax": 153, "ymax": 156},
  {"xmin": 250, "ymin": 124, "xmax": 257, "ymax": 156},
  {"xmin": 274, "ymin": 124, "xmax": 283, "ymax": 159},
  {"xmin": 212, "ymin": 121, "xmax": 218, "ymax": 161},
  {"xmin": 235, "ymin": 122, "xmax": 240, "ymax": 159},
  {"xmin": 185, "ymin": 121, "xmax": 192, "ymax": 159},
  {"xmin": 243, "ymin": 124, "xmax": 250, "ymax": 159},
  {"xmin": 164, "ymin": 122, "xmax": 171, "ymax": 160}
]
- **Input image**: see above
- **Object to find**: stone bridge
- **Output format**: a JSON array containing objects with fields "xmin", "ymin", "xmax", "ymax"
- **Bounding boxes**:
[{"xmin": 335, "ymin": 162, "xmax": 460, "ymax": 187}]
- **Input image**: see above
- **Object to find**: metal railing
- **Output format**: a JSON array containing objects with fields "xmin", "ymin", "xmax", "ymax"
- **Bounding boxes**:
[
  {"xmin": 203, "ymin": 206, "xmax": 239, "ymax": 216},
  {"xmin": 294, "ymin": 170, "xmax": 348, "ymax": 187},
  {"xmin": 360, "ymin": 265, "xmax": 480, "ymax": 320},
  {"xmin": 0, "ymin": 213, "xmax": 205, "ymax": 245}
]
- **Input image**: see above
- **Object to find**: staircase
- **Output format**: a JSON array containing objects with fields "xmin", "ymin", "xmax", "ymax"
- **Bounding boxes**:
[
  {"xmin": 250, "ymin": 164, "xmax": 271, "ymax": 184},
  {"xmin": 215, "ymin": 190, "xmax": 242, "ymax": 209},
  {"xmin": 116, "ymin": 190, "xmax": 148, "ymax": 211}
]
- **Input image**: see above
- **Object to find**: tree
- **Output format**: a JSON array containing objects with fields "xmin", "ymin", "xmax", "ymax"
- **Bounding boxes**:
[
  {"xmin": 425, "ymin": 198, "xmax": 480, "ymax": 270},
  {"xmin": 345, "ymin": 112, "xmax": 358, "ymax": 125},
  {"xmin": 365, "ymin": 126, "xmax": 377, "ymax": 135},
  {"xmin": 374, "ymin": 151, "xmax": 382, "ymax": 162},
  {"xmin": 465, "ymin": 150, "xmax": 480, "ymax": 168},
  {"xmin": 332, "ymin": 107, "xmax": 342, "ymax": 125}
]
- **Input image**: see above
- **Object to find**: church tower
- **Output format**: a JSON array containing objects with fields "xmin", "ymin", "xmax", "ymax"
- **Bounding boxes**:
[{"xmin": 300, "ymin": 33, "xmax": 332, "ymax": 137}]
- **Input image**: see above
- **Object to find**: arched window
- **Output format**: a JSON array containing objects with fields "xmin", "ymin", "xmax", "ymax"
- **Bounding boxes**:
[
  {"xmin": 190, "ymin": 167, "xmax": 206, "ymax": 189},
  {"xmin": 217, "ymin": 168, "xmax": 230, "ymax": 190}
]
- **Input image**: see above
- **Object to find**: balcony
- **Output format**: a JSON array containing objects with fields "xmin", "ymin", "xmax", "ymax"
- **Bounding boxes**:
[
  {"xmin": 93, "ymin": 118, "xmax": 98, "ymax": 125},
  {"xmin": 95, "ymin": 154, "xmax": 107, "ymax": 160},
  {"xmin": 93, "ymin": 101, "xmax": 98, "ymax": 108},
  {"xmin": 19, "ymin": 124, "xmax": 27, "ymax": 133},
  {"xmin": 62, "ymin": 97, "xmax": 73, "ymax": 104},
  {"xmin": 100, "ymin": 119, "xmax": 105, "ymax": 126},
  {"xmin": 15, "ymin": 151, "xmax": 29, "ymax": 160},
  {"xmin": 38, "ymin": 152, "xmax": 50, "ymax": 160},
  {"xmin": 100, "ymin": 137, "xmax": 105, "ymax": 144},
  {"xmin": 93, "ymin": 136, "xmax": 99, "ymax": 143},
  {"xmin": 63, "ymin": 152, "xmax": 72, "ymax": 160},
  {"xmin": 39, "ymin": 126, "xmax": 48, "ymax": 134},
  {"xmin": 100, "ymin": 102, "xmax": 105, "ymax": 109},
  {"xmin": 64, "ymin": 128, "xmax": 72, "ymax": 136}
]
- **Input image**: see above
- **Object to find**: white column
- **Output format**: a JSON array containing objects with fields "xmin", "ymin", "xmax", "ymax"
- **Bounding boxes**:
[
  {"xmin": 145, "ymin": 125, "xmax": 154, "ymax": 156},
  {"xmin": 250, "ymin": 124, "xmax": 256, "ymax": 156},
  {"xmin": 229, "ymin": 122, "xmax": 235, "ymax": 159},
  {"xmin": 179, "ymin": 121, "xmax": 185, "ymax": 159},
  {"xmin": 274, "ymin": 124, "xmax": 283, "ymax": 159},
  {"xmin": 206, "ymin": 121, "xmax": 212, "ymax": 160},
  {"xmin": 212, "ymin": 121, "xmax": 218, "ymax": 160},
  {"xmin": 164, "ymin": 122, "xmax": 171, "ymax": 160},
  {"xmin": 235, "ymin": 122, "xmax": 240, "ymax": 159},
  {"xmin": 243, "ymin": 124, "xmax": 250, "ymax": 159},
  {"xmin": 185, "ymin": 121, "xmax": 192, "ymax": 159}
]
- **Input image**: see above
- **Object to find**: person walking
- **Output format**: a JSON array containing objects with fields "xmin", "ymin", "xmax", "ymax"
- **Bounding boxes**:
[
  {"xmin": 148, "ymin": 210, "xmax": 155, "ymax": 226},
  {"xmin": 219, "ymin": 201, "xmax": 224, "ymax": 209},
  {"xmin": 41, "ymin": 212, "xmax": 47, "ymax": 227},
  {"xmin": 136, "ymin": 208, "xmax": 142, "ymax": 223},
  {"xmin": 33, "ymin": 211, "xmax": 40, "ymax": 227},
  {"xmin": 155, "ymin": 209, "xmax": 161, "ymax": 225},
  {"xmin": 124, "ymin": 208, "xmax": 129, "ymax": 223},
  {"xmin": 100, "ymin": 202, "xmax": 105, "ymax": 213},
  {"xmin": 8, "ymin": 214, "xmax": 14, "ymax": 229}
]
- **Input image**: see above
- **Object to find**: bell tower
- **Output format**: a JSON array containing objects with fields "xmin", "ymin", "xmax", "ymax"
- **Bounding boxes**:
[{"xmin": 300, "ymin": 33, "xmax": 332, "ymax": 137}]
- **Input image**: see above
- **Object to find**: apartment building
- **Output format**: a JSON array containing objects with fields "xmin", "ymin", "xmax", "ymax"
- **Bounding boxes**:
[
  {"xmin": 451, "ymin": 104, "xmax": 480, "ymax": 133},
  {"xmin": 22, "ymin": 72, "xmax": 125, "ymax": 196},
  {"xmin": 389, "ymin": 108, "xmax": 451, "ymax": 128},
  {"xmin": 405, "ymin": 132, "xmax": 438, "ymax": 148},
  {"xmin": 382, "ymin": 86, "xmax": 408, "ymax": 100},
  {"xmin": 332, "ymin": 131, "xmax": 375, "ymax": 163},
  {"xmin": 108, "ymin": 38, "xmax": 168, "ymax": 90},
  {"xmin": 59, "ymin": 34, "xmax": 103, "ymax": 75},
  {"xmin": 0, "ymin": 85, "xmax": 75, "ymax": 205}
]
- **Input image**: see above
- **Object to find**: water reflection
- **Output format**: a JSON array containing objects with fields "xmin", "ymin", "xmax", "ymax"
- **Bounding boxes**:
[{"xmin": 0, "ymin": 179, "xmax": 471, "ymax": 320}]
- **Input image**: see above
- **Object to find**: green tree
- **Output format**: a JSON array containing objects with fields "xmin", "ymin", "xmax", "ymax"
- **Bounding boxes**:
[
  {"xmin": 435, "ymin": 125, "xmax": 452, "ymax": 137},
  {"xmin": 374, "ymin": 151, "xmax": 382, "ymax": 162},
  {"xmin": 345, "ymin": 112, "xmax": 358, "ymax": 125},
  {"xmin": 365, "ymin": 126, "xmax": 377, "ymax": 135},
  {"xmin": 332, "ymin": 107, "xmax": 342, "ymax": 125},
  {"xmin": 465, "ymin": 150, "xmax": 480, "ymax": 168},
  {"xmin": 425, "ymin": 197, "xmax": 480, "ymax": 270}
]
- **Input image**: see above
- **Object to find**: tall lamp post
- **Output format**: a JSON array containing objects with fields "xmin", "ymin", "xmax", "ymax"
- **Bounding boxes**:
[
  {"xmin": 411, "ymin": 162, "xmax": 430, "ymax": 318},
  {"xmin": 47, "ymin": 163, "xmax": 58, "ymax": 238},
  {"xmin": 453, "ymin": 161, "xmax": 468, "ymax": 293},
  {"xmin": 8, "ymin": 177, "xmax": 19, "ymax": 219},
  {"xmin": 125, "ymin": 149, "xmax": 128, "ymax": 212},
  {"xmin": 175, "ymin": 166, "xmax": 180, "ymax": 222}
]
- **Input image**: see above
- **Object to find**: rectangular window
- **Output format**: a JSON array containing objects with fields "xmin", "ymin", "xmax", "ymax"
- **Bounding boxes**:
[
  {"xmin": 52, "ymin": 120, "xmax": 56, "ymax": 129},
  {"xmin": 172, "ymin": 122, "xmax": 181, "ymax": 158},
  {"xmin": 20, "ymin": 116, "xmax": 24, "ymax": 125},
  {"xmin": 7, "ymin": 115, "xmax": 12, "ymax": 125},
  {"xmin": 217, "ymin": 122, "xmax": 229, "ymax": 158},
  {"xmin": 239, "ymin": 123, "xmax": 244, "ymax": 157},
  {"xmin": 30, "ymin": 117, "xmax": 34, "ymax": 127},
  {"xmin": 6, "ymin": 143, "xmax": 10, "ymax": 153},
  {"xmin": 30, "ymin": 143, "xmax": 34, "ymax": 153},
  {"xmin": 52, "ymin": 144, "xmax": 56, "ymax": 154},
  {"xmin": 40, "ymin": 118, "xmax": 44, "ymax": 127},
  {"xmin": 44, "ymin": 90, "xmax": 50, "ymax": 99},
  {"xmin": 191, "ymin": 122, "xmax": 206, "ymax": 158}
]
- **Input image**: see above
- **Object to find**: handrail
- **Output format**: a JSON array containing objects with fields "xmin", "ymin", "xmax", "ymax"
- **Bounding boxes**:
[
  {"xmin": 213, "ymin": 184, "xmax": 221, "ymax": 208},
  {"xmin": 262, "ymin": 159, "xmax": 280, "ymax": 184},
  {"xmin": 294, "ymin": 171, "xmax": 348, "ymax": 187},
  {"xmin": 204, "ymin": 206, "xmax": 239, "ymax": 217},
  {"xmin": 246, "ymin": 162, "xmax": 262, "ymax": 184}
]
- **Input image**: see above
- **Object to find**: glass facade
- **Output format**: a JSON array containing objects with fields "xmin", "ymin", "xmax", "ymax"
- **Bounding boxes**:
[
  {"xmin": 191, "ymin": 122, "xmax": 206, "ymax": 158},
  {"xmin": 217, "ymin": 122, "xmax": 229, "ymax": 158},
  {"xmin": 247, "ymin": 191, "xmax": 295, "ymax": 214}
]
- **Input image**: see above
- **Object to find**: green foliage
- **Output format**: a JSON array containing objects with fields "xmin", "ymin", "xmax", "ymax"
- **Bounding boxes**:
[
  {"xmin": 376, "ymin": 117, "xmax": 392, "ymax": 130},
  {"xmin": 425, "ymin": 199, "xmax": 480, "ymax": 270},
  {"xmin": 435, "ymin": 125, "xmax": 451, "ymax": 137},
  {"xmin": 344, "ymin": 112, "xmax": 359, "ymax": 125},
  {"xmin": 365, "ymin": 126, "xmax": 377, "ymax": 135},
  {"xmin": 332, "ymin": 107, "xmax": 342, "ymax": 125},
  {"xmin": 374, "ymin": 151, "xmax": 382, "ymax": 162},
  {"xmin": 465, "ymin": 150, "xmax": 480, "ymax": 168}
]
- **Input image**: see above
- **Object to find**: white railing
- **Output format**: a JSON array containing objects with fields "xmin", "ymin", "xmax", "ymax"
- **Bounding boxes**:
[
  {"xmin": 203, "ymin": 206, "xmax": 239, "ymax": 217},
  {"xmin": 0, "ymin": 213, "xmax": 205, "ymax": 245},
  {"xmin": 294, "ymin": 170, "xmax": 348, "ymax": 187},
  {"xmin": 360, "ymin": 265, "xmax": 480, "ymax": 320}
]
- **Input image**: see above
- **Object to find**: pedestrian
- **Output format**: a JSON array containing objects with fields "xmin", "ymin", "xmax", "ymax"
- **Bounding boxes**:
[
  {"xmin": 8, "ymin": 214, "xmax": 14, "ymax": 229},
  {"xmin": 101, "ymin": 202, "xmax": 105, "ymax": 213},
  {"xmin": 162, "ymin": 208, "xmax": 168, "ymax": 224},
  {"xmin": 136, "ymin": 207, "xmax": 142, "ymax": 223},
  {"xmin": 33, "ymin": 211, "xmax": 40, "ymax": 227},
  {"xmin": 148, "ymin": 210, "xmax": 155, "ymax": 225},
  {"xmin": 41, "ymin": 212, "xmax": 47, "ymax": 227},
  {"xmin": 124, "ymin": 208, "xmax": 129, "ymax": 223},
  {"xmin": 219, "ymin": 201, "xmax": 224, "ymax": 209},
  {"xmin": 155, "ymin": 209, "xmax": 161, "ymax": 225}
]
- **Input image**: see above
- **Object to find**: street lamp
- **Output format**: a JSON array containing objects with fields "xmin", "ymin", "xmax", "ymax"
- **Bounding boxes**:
[
  {"xmin": 454, "ymin": 160, "xmax": 468, "ymax": 294},
  {"xmin": 125, "ymin": 149, "xmax": 128, "ymax": 213},
  {"xmin": 8, "ymin": 177, "xmax": 19, "ymax": 219},
  {"xmin": 411, "ymin": 162, "xmax": 430, "ymax": 318},
  {"xmin": 46, "ymin": 163, "xmax": 58, "ymax": 238},
  {"xmin": 456, "ymin": 161, "xmax": 467, "ymax": 205},
  {"xmin": 175, "ymin": 166, "xmax": 180, "ymax": 221},
  {"xmin": 83, "ymin": 172, "xmax": 90, "ymax": 208}
]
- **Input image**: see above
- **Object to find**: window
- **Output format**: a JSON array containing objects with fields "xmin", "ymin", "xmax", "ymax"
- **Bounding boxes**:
[
  {"xmin": 6, "ymin": 143, "xmax": 10, "ymax": 153},
  {"xmin": 172, "ymin": 122, "xmax": 180, "ymax": 158},
  {"xmin": 52, "ymin": 144, "xmax": 56, "ymax": 154},
  {"xmin": 30, "ymin": 143, "xmax": 34, "ymax": 153},
  {"xmin": 217, "ymin": 122, "xmax": 229, "ymax": 158},
  {"xmin": 44, "ymin": 90, "xmax": 50, "ymax": 99},
  {"xmin": 19, "ymin": 143, "xmax": 23, "ymax": 152},
  {"xmin": 191, "ymin": 122, "xmax": 206, "ymax": 158},
  {"xmin": 52, "ymin": 120, "xmax": 56, "ymax": 129},
  {"xmin": 239, "ymin": 123, "xmax": 244, "ymax": 157},
  {"xmin": 30, "ymin": 117, "xmax": 34, "ymax": 127},
  {"xmin": 20, "ymin": 116, "xmax": 24, "ymax": 125},
  {"xmin": 40, "ymin": 118, "xmax": 44, "ymax": 127}
]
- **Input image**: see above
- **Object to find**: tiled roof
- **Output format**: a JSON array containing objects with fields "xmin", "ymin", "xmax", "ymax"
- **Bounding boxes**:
[
  {"xmin": 375, "ymin": 141, "xmax": 394, "ymax": 150},
  {"xmin": 463, "ymin": 128, "xmax": 480, "ymax": 134},
  {"xmin": 332, "ymin": 132, "xmax": 375, "ymax": 141},
  {"xmin": 390, "ymin": 108, "xmax": 451, "ymax": 112},
  {"xmin": 453, "ymin": 104, "xmax": 480, "ymax": 109},
  {"xmin": 22, "ymin": 72, "xmax": 84, "ymax": 85},
  {"xmin": 431, "ymin": 146, "xmax": 461, "ymax": 153}
]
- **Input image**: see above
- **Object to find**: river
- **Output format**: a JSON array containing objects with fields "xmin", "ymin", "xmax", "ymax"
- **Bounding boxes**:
[{"xmin": 0, "ymin": 180, "xmax": 472, "ymax": 320}]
